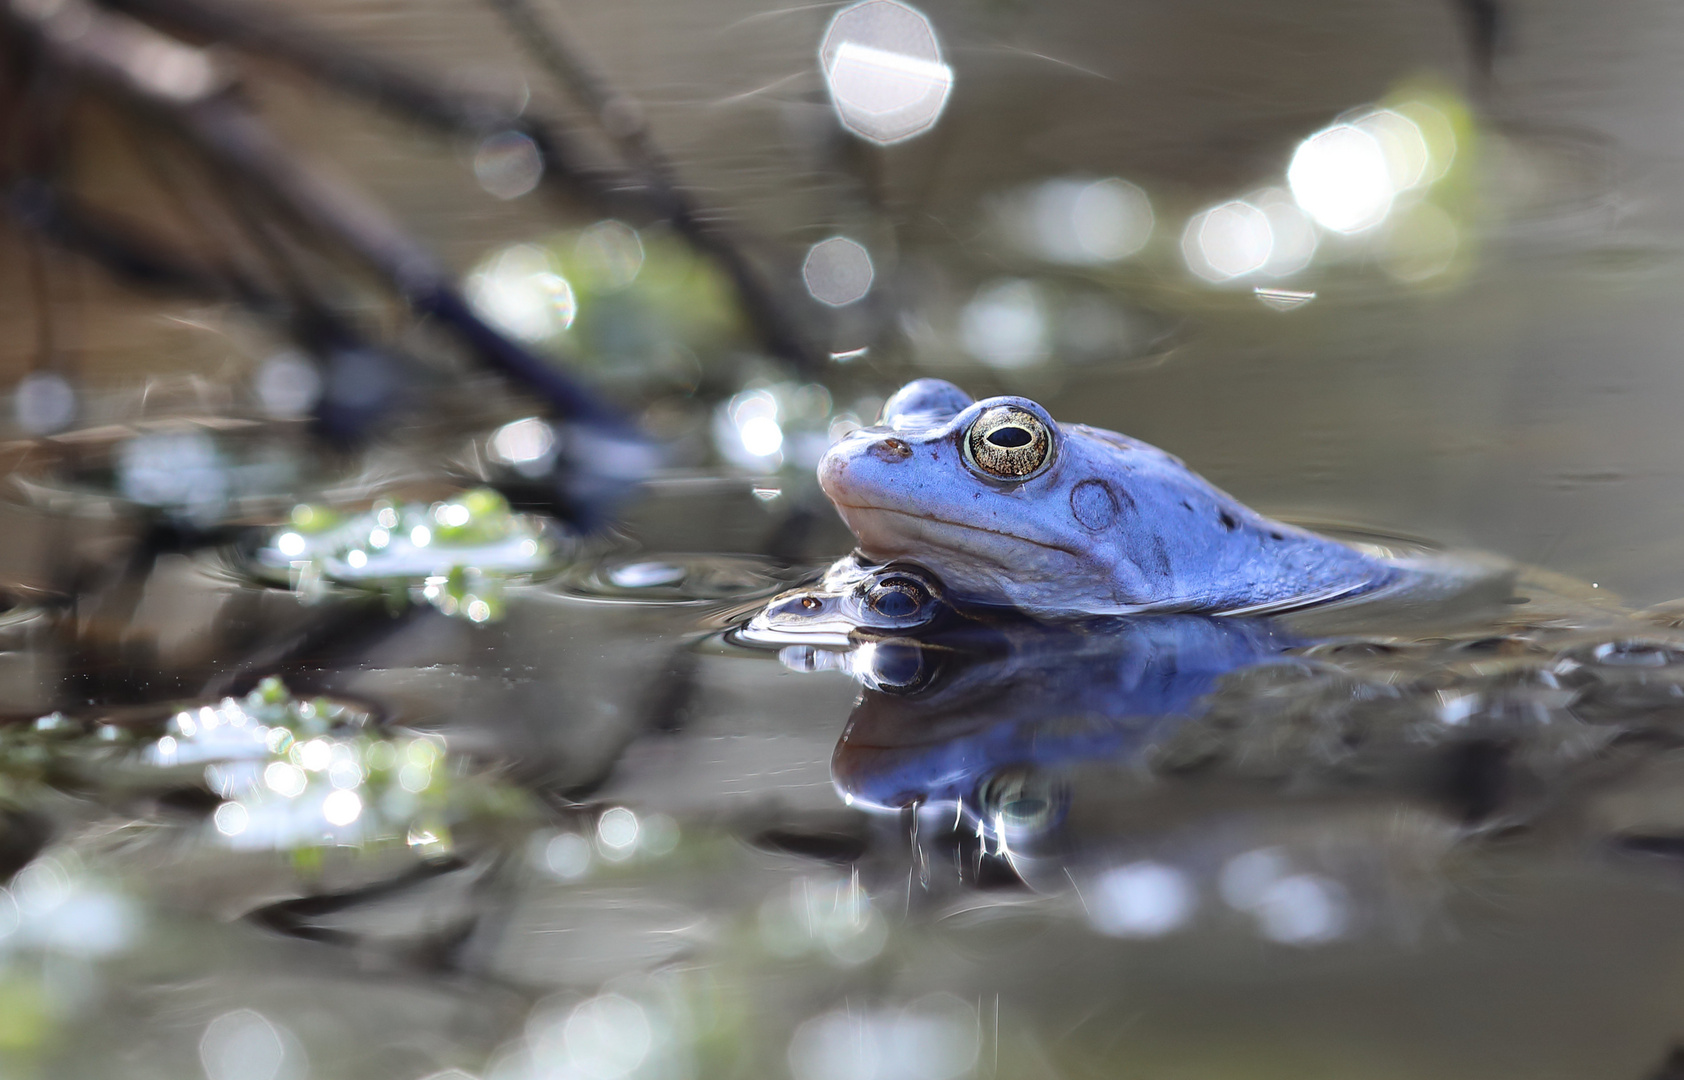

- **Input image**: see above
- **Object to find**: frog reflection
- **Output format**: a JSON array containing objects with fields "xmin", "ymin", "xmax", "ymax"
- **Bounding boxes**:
[
  {"xmin": 741, "ymin": 554, "xmax": 953, "ymax": 646},
  {"xmin": 823, "ymin": 614, "xmax": 1296, "ymax": 838}
]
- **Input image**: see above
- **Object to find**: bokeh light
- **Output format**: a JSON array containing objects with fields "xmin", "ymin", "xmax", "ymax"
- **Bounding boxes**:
[
  {"xmin": 1288, "ymin": 107, "xmax": 1450, "ymax": 237},
  {"xmin": 199, "ymin": 1009, "xmax": 305, "ymax": 1080},
  {"xmin": 1087, "ymin": 861, "xmax": 1196, "ymax": 938},
  {"xmin": 788, "ymin": 995, "xmax": 978, "ymax": 1080},
  {"xmin": 596, "ymin": 806, "xmax": 640, "ymax": 860},
  {"xmin": 253, "ymin": 351, "xmax": 322, "ymax": 418},
  {"xmin": 498, "ymin": 984, "xmax": 690, "ymax": 1080},
  {"xmin": 803, "ymin": 237, "xmax": 875, "ymax": 307},
  {"xmin": 819, "ymin": 0, "xmax": 953, "ymax": 145},
  {"xmin": 1220, "ymin": 848, "xmax": 1349, "ymax": 945},
  {"xmin": 1287, "ymin": 123, "xmax": 1395, "ymax": 234},
  {"xmin": 1182, "ymin": 201, "xmax": 1273, "ymax": 283},
  {"xmin": 959, "ymin": 279, "xmax": 1050, "ymax": 369},
  {"xmin": 1005, "ymin": 176, "xmax": 1154, "ymax": 264},
  {"xmin": 1248, "ymin": 187, "xmax": 1320, "ymax": 277},
  {"xmin": 474, "ymin": 130, "xmax": 545, "ymax": 200},
  {"xmin": 116, "ymin": 428, "xmax": 229, "ymax": 518},
  {"xmin": 712, "ymin": 383, "xmax": 837, "ymax": 472},
  {"xmin": 1253, "ymin": 874, "xmax": 1350, "ymax": 945},
  {"xmin": 465, "ymin": 245, "xmax": 578, "ymax": 342},
  {"xmin": 489, "ymin": 417, "xmax": 558, "ymax": 478},
  {"xmin": 12, "ymin": 372, "xmax": 76, "ymax": 435}
]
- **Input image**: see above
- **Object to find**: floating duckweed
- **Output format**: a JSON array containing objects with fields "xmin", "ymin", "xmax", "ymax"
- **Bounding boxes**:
[
  {"xmin": 251, "ymin": 488, "xmax": 564, "ymax": 621},
  {"xmin": 0, "ymin": 681, "xmax": 529, "ymax": 859}
]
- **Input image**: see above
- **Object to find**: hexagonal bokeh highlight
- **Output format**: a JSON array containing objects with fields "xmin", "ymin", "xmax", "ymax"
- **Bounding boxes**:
[
  {"xmin": 802, "ymin": 237, "xmax": 875, "ymax": 307},
  {"xmin": 819, "ymin": 0, "xmax": 953, "ymax": 146}
]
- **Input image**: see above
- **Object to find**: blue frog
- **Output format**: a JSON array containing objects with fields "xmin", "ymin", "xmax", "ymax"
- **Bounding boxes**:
[{"xmin": 818, "ymin": 379, "xmax": 1401, "ymax": 618}]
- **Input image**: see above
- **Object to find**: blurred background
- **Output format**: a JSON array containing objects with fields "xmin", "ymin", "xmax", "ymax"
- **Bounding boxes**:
[
  {"xmin": 9, "ymin": 0, "xmax": 1684, "ymax": 600},
  {"xmin": 3, "ymin": 0, "xmax": 1684, "ymax": 1078}
]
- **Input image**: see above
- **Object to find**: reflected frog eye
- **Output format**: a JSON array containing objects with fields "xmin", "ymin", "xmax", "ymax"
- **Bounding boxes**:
[
  {"xmin": 964, "ymin": 405, "xmax": 1053, "ymax": 481},
  {"xmin": 865, "ymin": 575, "xmax": 930, "ymax": 620},
  {"xmin": 976, "ymin": 766, "xmax": 1069, "ymax": 835}
]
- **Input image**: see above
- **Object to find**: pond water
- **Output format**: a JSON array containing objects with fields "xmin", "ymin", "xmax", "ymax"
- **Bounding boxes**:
[{"xmin": 7, "ymin": 0, "xmax": 1684, "ymax": 1075}]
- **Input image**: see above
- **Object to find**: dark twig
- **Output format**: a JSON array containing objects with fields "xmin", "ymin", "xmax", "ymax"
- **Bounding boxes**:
[
  {"xmin": 96, "ymin": 0, "xmax": 823, "ymax": 370},
  {"xmin": 3, "ymin": 0, "xmax": 630, "ymax": 430},
  {"xmin": 485, "ymin": 0, "xmax": 822, "ymax": 371}
]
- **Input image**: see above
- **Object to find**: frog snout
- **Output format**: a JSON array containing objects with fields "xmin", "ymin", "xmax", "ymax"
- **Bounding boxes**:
[{"xmin": 818, "ymin": 433, "xmax": 912, "ymax": 503}]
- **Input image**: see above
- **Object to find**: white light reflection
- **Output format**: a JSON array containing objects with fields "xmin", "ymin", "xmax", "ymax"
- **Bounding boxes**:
[
  {"xmin": 488, "ymin": 417, "xmax": 558, "ymax": 479},
  {"xmin": 714, "ymin": 389, "xmax": 784, "ymax": 470},
  {"xmin": 117, "ymin": 429, "xmax": 228, "ymax": 515},
  {"xmin": 1361, "ymin": 108, "xmax": 1431, "ymax": 190},
  {"xmin": 1254, "ymin": 287, "xmax": 1317, "ymax": 311},
  {"xmin": 1253, "ymin": 874, "xmax": 1350, "ymax": 945},
  {"xmin": 959, "ymin": 279, "xmax": 1049, "ymax": 369},
  {"xmin": 13, "ymin": 371, "xmax": 76, "ymax": 435},
  {"xmin": 540, "ymin": 832, "xmax": 593, "ymax": 879},
  {"xmin": 563, "ymin": 994, "xmax": 652, "ymax": 1079},
  {"xmin": 1218, "ymin": 847, "xmax": 1290, "ymax": 910},
  {"xmin": 213, "ymin": 802, "xmax": 249, "ymax": 836},
  {"xmin": 1014, "ymin": 177, "xmax": 1153, "ymax": 264},
  {"xmin": 606, "ymin": 561, "xmax": 685, "ymax": 589},
  {"xmin": 253, "ymin": 351, "xmax": 322, "ymax": 419},
  {"xmin": 1249, "ymin": 187, "xmax": 1319, "ymax": 277},
  {"xmin": 1186, "ymin": 200, "xmax": 1272, "ymax": 282},
  {"xmin": 1088, "ymin": 861, "xmax": 1195, "ymax": 938},
  {"xmin": 263, "ymin": 762, "xmax": 307, "ymax": 798},
  {"xmin": 819, "ymin": 0, "xmax": 953, "ymax": 145},
  {"xmin": 1287, "ymin": 105, "xmax": 1441, "ymax": 238},
  {"xmin": 465, "ymin": 245, "xmax": 577, "ymax": 342},
  {"xmin": 1288, "ymin": 123, "xmax": 1393, "ymax": 234},
  {"xmin": 803, "ymin": 237, "xmax": 875, "ymax": 307},
  {"xmin": 474, "ymin": 130, "xmax": 544, "ymax": 201},
  {"xmin": 596, "ymin": 807, "xmax": 640, "ymax": 860},
  {"xmin": 10, "ymin": 860, "xmax": 136, "ymax": 958},
  {"xmin": 200, "ymin": 1009, "xmax": 305, "ymax": 1080},
  {"xmin": 788, "ymin": 995, "xmax": 979, "ymax": 1080},
  {"xmin": 321, "ymin": 788, "xmax": 362, "ymax": 827}
]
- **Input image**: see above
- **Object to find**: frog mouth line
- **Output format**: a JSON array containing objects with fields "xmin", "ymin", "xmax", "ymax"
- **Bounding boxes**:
[{"xmin": 830, "ymin": 503, "xmax": 1088, "ymax": 562}]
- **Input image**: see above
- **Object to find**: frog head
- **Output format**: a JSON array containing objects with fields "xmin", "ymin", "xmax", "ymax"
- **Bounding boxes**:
[{"xmin": 817, "ymin": 379, "xmax": 1390, "ymax": 616}]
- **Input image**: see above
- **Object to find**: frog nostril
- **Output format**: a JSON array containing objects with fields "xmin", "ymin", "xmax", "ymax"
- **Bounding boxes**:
[{"xmin": 869, "ymin": 438, "xmax": 913, "ymax": 463}]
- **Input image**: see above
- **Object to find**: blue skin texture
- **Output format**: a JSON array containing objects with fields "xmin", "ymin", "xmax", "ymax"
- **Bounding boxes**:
[{"xmin": 819, "ymin": 379, "xmax": 1395, "ymax": 617}]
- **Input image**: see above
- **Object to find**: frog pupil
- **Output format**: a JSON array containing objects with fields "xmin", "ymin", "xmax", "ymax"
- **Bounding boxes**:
[{"xmin": 987, "ymin": 427, "xmax": 1033, "ymax": 448}]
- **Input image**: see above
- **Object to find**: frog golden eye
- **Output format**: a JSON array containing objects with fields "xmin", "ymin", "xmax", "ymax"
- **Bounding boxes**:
[{"xmin": 964, "ymin": 405, "xmax": 1053, "ymax": 480}]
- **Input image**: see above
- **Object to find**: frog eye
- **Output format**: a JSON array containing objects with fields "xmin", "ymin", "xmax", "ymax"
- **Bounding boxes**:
[
  {"xmin": 976, "ymin": 766, "xmax": 1069, "ymax": 836},
  {"xmin": 864, "ymin": 575, "xmax": 931, "ymax": 620},
  {"xmin": 964, "ymin": 405, "xmax": 1054, "ymax": 481}
]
